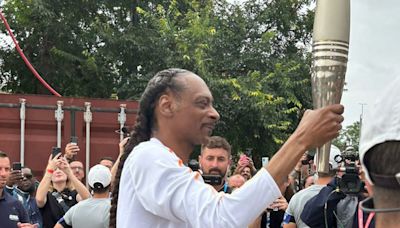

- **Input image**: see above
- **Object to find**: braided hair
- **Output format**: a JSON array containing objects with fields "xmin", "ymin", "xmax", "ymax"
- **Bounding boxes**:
[{"xmin": 109, "ymin": 68, "xmax": 189, "ymax": 228}]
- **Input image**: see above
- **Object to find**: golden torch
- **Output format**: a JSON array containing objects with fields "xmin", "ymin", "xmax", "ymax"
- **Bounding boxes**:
[{"xmin": 312, "ymin": 0, "xmax": 350, "ymax": 174}]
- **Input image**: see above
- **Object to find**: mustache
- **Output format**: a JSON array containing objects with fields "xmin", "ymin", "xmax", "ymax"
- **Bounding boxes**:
[{"xmin": 207, "ymin": 168, "xmax": 224, "ymax": 176}]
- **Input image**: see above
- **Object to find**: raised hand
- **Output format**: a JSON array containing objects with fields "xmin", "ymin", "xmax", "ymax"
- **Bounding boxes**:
[
  {"xmin": 65, "ymin": 142, "xmax": 80, "ymax": 160},
  {"xmin": 293, "ymin": 104, "xmax": 344, "ymax": 150}
]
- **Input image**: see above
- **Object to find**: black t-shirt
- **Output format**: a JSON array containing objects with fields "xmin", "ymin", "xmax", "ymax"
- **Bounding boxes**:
[
  {"xmin": 39, "ymin": 189, "xmax": 78, "ymax": 228},
  {"xmin": 261, "ymin": 209, "xmax": 285, "ymax": 228}
]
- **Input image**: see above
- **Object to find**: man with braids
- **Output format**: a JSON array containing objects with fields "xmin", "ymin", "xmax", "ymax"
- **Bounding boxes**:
[{"xmin": 110, "ymin": 68, "xmax": 344, "ymax": 228}]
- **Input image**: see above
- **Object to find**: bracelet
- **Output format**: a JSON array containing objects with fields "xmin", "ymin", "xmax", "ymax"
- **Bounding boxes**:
[{"xmin": 47, "ymin": 169, "xmax": 54, "ymax": 174}]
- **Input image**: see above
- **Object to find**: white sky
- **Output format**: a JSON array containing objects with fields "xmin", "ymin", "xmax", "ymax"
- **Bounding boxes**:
[{"xmin": 342, "ymin": 0, "xmax": 400, "ymax": 126}]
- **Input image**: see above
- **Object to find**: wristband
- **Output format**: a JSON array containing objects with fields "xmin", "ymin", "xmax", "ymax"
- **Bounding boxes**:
[{"xmin": 47, "ymin": 169, "xmax": 54, "ymax": 174}]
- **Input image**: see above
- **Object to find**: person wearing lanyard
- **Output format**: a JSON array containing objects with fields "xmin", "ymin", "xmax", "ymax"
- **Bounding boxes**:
[{"xmin": 198, "ymin": 136, "xmax": 233, "ymax": 193}]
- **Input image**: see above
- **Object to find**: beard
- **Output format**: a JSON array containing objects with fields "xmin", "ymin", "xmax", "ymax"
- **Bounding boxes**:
[{"xmin": 205, "ymin": 167, "xmax": 227, "ymax": 177}]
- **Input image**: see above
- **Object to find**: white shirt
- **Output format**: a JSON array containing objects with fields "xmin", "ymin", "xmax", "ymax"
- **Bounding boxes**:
[{"xmin": 117, "ymin": 138, "xmax": 281, "ymax": 228}]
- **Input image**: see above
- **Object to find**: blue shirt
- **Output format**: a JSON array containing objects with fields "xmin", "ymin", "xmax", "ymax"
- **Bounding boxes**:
[
  {"xmin": 0, "ymin": 189, "xmax": 29, "ymax": 228},
  {"xmin": 5, "ymin": 186, "xmax": 43, "ymax": 228}
]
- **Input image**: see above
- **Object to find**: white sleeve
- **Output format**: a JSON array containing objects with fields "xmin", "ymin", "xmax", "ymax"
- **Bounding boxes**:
[{"xmin": 130, "ymin": 145, "xmax": 281, "ymax": 228}]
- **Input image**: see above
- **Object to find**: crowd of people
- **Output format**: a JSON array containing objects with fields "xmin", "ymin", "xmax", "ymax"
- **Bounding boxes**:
[
  {"xmin": 1, "ymin": 68, "xmax": 399, "ymax": 228},
  {"xmin": 0, "ymin": 136, "xmax": 129, "ymax": 228}
]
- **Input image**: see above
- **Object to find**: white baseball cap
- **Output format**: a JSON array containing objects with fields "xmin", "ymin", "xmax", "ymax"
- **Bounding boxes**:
[
  {"xmin": 314, "ymin": 144, "xmax": 342, "ymax": 170},
  {"xmin": 359, "ymin": 76, "xmax": 400, "ymax": 186},
  {"xmin": 88, "ymin": 164, "xmax": 112, "ymax": 189}
]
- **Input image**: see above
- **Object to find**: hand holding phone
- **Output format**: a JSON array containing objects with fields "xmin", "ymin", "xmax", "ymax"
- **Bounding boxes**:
[
  {"xmin": 238, "ymin": 154, "xmax": 250, "ymax": 167},
  {"xmin": 7, "ymin": 163, "xmax": 23, "ymax": 186},
  {"xmin": 65, "ymin": 140, "xmax": 80, "ymax": 160}
]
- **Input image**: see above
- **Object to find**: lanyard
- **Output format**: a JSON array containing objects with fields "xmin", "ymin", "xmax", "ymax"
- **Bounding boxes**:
[
  {"xmin": 223, "ymin": 182, "xmax": 229, "ymax": 193},
  {"xmin": 358, "ymin": 202, "xmax": 375, "ymax": 228}
]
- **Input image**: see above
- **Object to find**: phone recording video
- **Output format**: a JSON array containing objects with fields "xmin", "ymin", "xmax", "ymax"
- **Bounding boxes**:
[
  {"xmin": 51, "ymin": 147, "xmax": 62, "ymax": 159},
  {"xmin": 70, "ymin": 136, "xmax": 78, "ymax": 145},
  {"xmin": 12, "ymin": 162, "xmax": 22, "ymax": 171}
]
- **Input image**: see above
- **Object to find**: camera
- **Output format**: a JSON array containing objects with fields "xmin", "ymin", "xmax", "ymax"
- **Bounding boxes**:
[
  {"xmin": 188, "ymin": 159, "xmax": 222, "ymax": 186},
  {"xmin": 335, "ymin": 147, "xmax": 363, "ymax": 195}
]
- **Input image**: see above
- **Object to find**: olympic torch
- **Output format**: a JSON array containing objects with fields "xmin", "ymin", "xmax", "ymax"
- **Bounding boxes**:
[{"xmin": 311, "ymin": 0, "xmax": 350, "ymax": 174}]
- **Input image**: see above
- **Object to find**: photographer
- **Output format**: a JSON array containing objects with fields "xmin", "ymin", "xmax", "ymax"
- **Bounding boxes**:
[
  {"xmin": 5, "ymin": 165, "xmax": 42, "ymax": 227},
  {"xmin": 234, "ymin": 154, "xmax": 257, "ymax": 181},
  {"xmin": 300, "ymin": 150, "xmax": 373, "ymax": 228},
  {"xmin": 55, "ymin": 165, "xmax": 111, "ymax": 228},
  {"xmin": 36, "ymin": 153, "xmax": 90, "ymax": 228},
  {"xmin": 0, "ymin": 151, "xmax": 35, "ymax": 228},
  {"xmin": 290, "ymin": 152, "xmax": 315, "ymax": 192}
]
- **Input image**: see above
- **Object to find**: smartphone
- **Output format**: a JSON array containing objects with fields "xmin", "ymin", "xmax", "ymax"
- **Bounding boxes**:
[
  {"xmin": 244, "ymin": 148, "xmax": 252, "ymax": 157},
  {"xmin": 70, "ymin": 136, "xmax": 78, "ymax": 145},
  {"xmin": 262, "ymin": 157, "xmax": 269, "ymax": 167},
  {"xmin": 12, "ymin": 162, "xmax": 22, "ymax": 171},
  {"xmin": 51, "ymin": 147, "xmax": 62, "ymax": 159}
]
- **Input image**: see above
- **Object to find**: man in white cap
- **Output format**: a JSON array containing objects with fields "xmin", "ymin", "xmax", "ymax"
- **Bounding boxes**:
[
  {"xmin": 55, "ymin": 164, "xmax": 112, "ymax": 228},
  {"xmin": 283, "ymin": 145, "xmax": 342, "ymax": 228},
  {"xmin": 358, "ymin": 77, "xmax": 400, "ymax": 228}
]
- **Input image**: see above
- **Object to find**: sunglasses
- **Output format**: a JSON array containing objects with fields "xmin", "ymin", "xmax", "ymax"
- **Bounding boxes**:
[{"xmin": 23, "ymin": 174, "xmax": 33, "ymax": 179}]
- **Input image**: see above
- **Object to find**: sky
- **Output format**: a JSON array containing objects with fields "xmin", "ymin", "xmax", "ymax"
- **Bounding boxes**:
[{"xmin": 342, "ymin": 0, "xmax": 400, "ymax": 126}]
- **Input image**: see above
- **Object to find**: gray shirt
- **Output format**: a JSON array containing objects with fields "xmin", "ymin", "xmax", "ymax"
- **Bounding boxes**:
[
  {"xmin": 63, "ymin": 197, "xmax": 110, "ymax": 228},
  {"xmin": 285, "ymin": 184, "xmax": 324, "ymax": 228}
]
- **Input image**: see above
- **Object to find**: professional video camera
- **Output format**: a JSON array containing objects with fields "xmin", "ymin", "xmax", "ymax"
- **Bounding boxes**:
[
  {"xmin": 334, "ymin": 146, "xmax": 364, "ymax": 195},
  {"xmin": 188, "ymin": 159, "xmax": 222, "ymax": 186}
]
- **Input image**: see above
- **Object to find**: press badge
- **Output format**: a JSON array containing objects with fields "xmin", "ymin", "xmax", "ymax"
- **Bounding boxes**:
[{"xmin": 9, "ymin": 214, "xmax": 20, "ymax": 222}]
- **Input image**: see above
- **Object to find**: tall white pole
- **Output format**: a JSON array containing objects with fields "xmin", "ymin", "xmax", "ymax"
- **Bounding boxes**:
[
  {"xmin": 55, "ymin": 101, "xmax": 64, "ymax": 148},
  {"xmin": 19, "ymin": 98, "xmax": 26, "ymax": 165},
  {"xmin": 84, "ymin": 102, "xmax": 92, "ymax": 186}
]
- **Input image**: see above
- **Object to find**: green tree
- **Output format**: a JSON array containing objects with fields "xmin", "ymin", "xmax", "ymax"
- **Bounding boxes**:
[
  {"xmin": 333, "ymin": 121, "xmax": 361, "ymax": 153},
  {"xmin": 1, "ymin": 0, "xmax": 315, "ymax": 166}
]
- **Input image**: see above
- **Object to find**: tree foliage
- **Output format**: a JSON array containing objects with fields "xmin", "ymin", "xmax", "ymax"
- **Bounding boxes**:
[
  {"xmin": 0, "ymin": 0, "xmax": 315, "ymax": 167},
  {"xmin": 332, "ymin": 121, "xmax": 361, "ymax": 153}
]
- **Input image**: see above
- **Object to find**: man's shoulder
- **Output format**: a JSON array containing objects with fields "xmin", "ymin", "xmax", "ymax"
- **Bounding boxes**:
[
  {"xmin": 291, "ymin": 185, "xmax": 324, "ymax": 205},
  {"xmin": 71, "ymin": 198, "xmax": 111, "ymax": 210},
  {"xmin": 129, "ymin": 138, "xmax": 178, "ymax": 165},
  {"xmin": 2, "ymin": 191, "xmax": 21, "ymax": 205},
  {"xmin": 132, "ymin": 138, "xmax": 167, "ymax": 156},
  {"xmin": 0, "ymin": 191, "xmax": 28, "ymax": 222}
]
